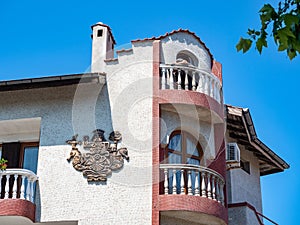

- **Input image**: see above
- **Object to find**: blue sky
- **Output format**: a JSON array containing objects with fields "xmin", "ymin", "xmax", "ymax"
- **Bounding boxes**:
[{"xmin": 1, "ymin": 1, "xmax": 299, "ymax": 224}]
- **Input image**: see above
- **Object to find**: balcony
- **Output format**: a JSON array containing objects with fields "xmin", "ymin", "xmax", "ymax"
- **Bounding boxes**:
[
  {"xmin": 160, "ymin": 64, "xmax": 222, "ymax": 103},
  {"xmin": 159, "ymin": 164, "xmax": 227, "ymax": 224},
  {"xmin": 0, "ymin": 169, "xmax": 38, "ymax": 222}
]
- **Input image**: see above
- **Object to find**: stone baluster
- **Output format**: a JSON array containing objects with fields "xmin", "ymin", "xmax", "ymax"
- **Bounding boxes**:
[
  {"xmin": 161, "ymin": 67, "xmax": 166, "ymax": 89},
  {"xmin": 216, "ymin": 179, "xmax": 220, "ymax": 202},
  {"xmin": 197, "ymin": 73, "xmax": 204, "ymax": 93},
  {"xmin": 204, "ymin": 75, "xmax": 209, "ymax": 95},
  {"xmin": 20, "ymin": 175, "xmax": 26, "ymax": 199},
  {"xmin": 12, "ymin": 174, "xmax": 18, "ymax": 199},
  {"xmin": 172, "ymin": 169, "xmax": 177, "ymax": 194},
  {"xmin": 166, "ymin": 68, "xmax": 170, "ymax": 89},
  {"xmin": 187, "ymin": 170, "xmax": 192, "ymax": 195},
  {"xmin": 169, "ymin": 68, "xmax": 174, "ymax": 90},
  {"xmin": 184, "ymin": 70, "xmax": 189, "ymax": 90},
  {"xmin": 26, "ymin": 178, "xmax": 31, "ymax": 201},
  {"xmin": 201, "ymin": 172, "xmax": 207, "ymax": 197},
  {"xmin": 212, "ymin": 175, "xmax": 216, "ymax": 200},
  {"xmin": 30, "ymin": 178, "xmax": 34, "ymax": 202},
  {"xmin": 5, "ymin": 175, "xmax": 10, "ymax": 199},
  {"xmin": 192, "ymin": 71, "xmax": 196, "ymax": 91},
  {"xmin": 210, "ymin": 79, "xmax": 215, "ymax": 98},
  {"xmin": 177, "ymin": 70, "xmax": 182, "ymax": 90},
  {"xmin": 207, "ymin": 173, "xmax": 212, "ymax": 199},
  {"xmin": 213, "ymin": 80, "xmax": 218, "ymax": 100},
  {"xmin": 180, "ymin": 169, "xmax": 185, "ymax": 194},
  {"xmin": 220, "ymin": 182, "xmax": 224, "ymax": 205},
  {"xmin": 195, "ymin": 171, "xmax": 200, "ymax": 196}
]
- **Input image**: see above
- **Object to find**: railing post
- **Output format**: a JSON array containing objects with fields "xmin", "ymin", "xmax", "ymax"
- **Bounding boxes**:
[
  {"xmin": 172, "ymin": 169, "xmax": 177, "ymax": 194},
  {"xmin": 201, "ymin": 172, "xmax": 207, "ymax": 197},
  {"xmin": 26, "ymin": 177, "xmax": 31, "ymax": 201},
  {"xmin": 216, "ymin": 178, "xmax": 220, "ymax": 203},
  {"xmin": 30, "ymin": 177, "xmax": 34, "ymax": 203},
  {"xmin": 184, "ymin": 70, "xmax": 189, "ymax": 90},
  {"xmin": 20, "ymin": 175, "xmax": 26, "ymax": 199},
  {"xmin": 5, "ymin": 175, "xmax": 10, "ymax": 199},
  {"xmin": 12, "ymin": 174, "xmax": 18, "ymax": 199},
  {"xmin": 212, "ymin": 175, "xmax": 216, "ymax": 200},
  {"xmin": 195, "ymin": 171, "xmax": 200, "ymax": 196},
  {"xmin": 180, "ymin": 169, "xmax": 185, "ymax": 194},
  {"xmin": 177, "ymin": 70, "xmax": 182, "ymax": 90},
  {"xmin": 169, "ymin": 68, "xmax": 174, "ymax": 90},
  {"xmin": 220, "ymin": 182, "xmax": 224, "ymax": 205},
  {"xmin": 207, "ymin": 173, "xmax": 212, "ymax": 199},
  {"xmin": 210, "ymin": 79, "xmax": 215, "ymax": 98},
  {"xmin": 192, "ymin": 71, "xmax": 196, "ymax": 91},
  {"xmin": 161, "ymin": 67, "xmax": 166, "ymax": 89},
  {"xmin": 187, "ymin": 170, "xmax": 192, "ymax": 195}
]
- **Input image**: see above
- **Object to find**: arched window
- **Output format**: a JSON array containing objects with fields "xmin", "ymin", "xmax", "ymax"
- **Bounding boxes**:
[
  {"xmin": 166, "ymin": 130, "xmax": 203, "ymax": 165},
  {"xmin": 176, "ymin": 50, "xmax": 198, "ymax": 67}
]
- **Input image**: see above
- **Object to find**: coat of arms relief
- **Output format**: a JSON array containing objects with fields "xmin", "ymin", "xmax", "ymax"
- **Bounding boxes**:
[{"xmin": 67, "ymin": 129, "xmax": 129, "ymax": 182}]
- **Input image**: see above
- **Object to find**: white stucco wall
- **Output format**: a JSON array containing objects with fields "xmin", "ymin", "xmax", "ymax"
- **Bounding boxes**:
[
  {"xmin": 0, "ymin": 75, "xmax": 152, "ymax": 225},
  {"xmin": 226, "ymin": 136, "xmax": 263, "ymax": 225},
  {"xmin": 160, "ymin": 32, "xmax": 212, "ymax": 71}
]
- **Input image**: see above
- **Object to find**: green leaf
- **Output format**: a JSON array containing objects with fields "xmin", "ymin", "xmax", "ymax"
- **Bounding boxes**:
[
  {"xmin": 259, "ymin": 4, "xmax": 276, "ymax": 22},
  {"xmin": 256, "ymin": 37, "xmax": 268, "ymax": 53},
  {"xmin": 288, "ymin": 49, "xmax": 297, "ymax": 59},
  {"xmin": 283, "ymin": 14, "xmax": 299, "ymax": 27},
  {"xmin": 236, "ymin": 37, "xmax": 253, "ymax": 53}
]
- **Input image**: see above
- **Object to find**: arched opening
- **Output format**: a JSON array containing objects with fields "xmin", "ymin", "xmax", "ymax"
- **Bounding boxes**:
[{"xmin": 176, "ymin": 50, "xmax": 199, "ymax": 67}]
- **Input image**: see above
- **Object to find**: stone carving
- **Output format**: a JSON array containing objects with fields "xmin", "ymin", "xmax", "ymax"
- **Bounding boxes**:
[{"xmin": 67, "ymin": 129, "xmax": 129, "ymax": 182}]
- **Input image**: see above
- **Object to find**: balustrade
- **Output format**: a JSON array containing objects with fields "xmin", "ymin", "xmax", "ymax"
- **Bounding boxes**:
[
  {"xmin": 160, "ymin": 164, "xmax": 225, "ymax": 205},
  {"xmin": 0, "ymin": 169, "xmax": 38, "ymax": 203},
  {"xmin": 160, "ymin": 64, "xmax": 222, "ymax": 103}
]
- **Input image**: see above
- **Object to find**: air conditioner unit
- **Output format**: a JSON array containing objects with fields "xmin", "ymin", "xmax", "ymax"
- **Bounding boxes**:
[{"xmin": 226, "ymin": 143, "xmax": 240, "ymax": 168}]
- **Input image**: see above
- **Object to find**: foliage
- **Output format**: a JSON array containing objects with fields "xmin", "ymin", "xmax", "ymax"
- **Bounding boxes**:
[
  {"xmin": 0, "ymin": 158, "xmax": 8, "ymax": 170},
  {"xmin": 236, "ymin": 0, "xmax": 300, "ymax": 59}
]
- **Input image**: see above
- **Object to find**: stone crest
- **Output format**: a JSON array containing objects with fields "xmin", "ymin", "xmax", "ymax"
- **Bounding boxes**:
[{"xmin": 67, "ymin": 129, "xmax": 129, "ymax": 182}]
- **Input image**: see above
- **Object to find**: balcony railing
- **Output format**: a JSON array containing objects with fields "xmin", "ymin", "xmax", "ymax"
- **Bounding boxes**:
[
  {"xmin": 160, "ymin": 164, "xmax": 225, "ymax": 205},
  {"xmin": 160, "ymin": 64, "xmax": 222, "ymax": 103},
  {"xmin": 0, "ymin": 169, "xmax": 38, "ymax": 203}
]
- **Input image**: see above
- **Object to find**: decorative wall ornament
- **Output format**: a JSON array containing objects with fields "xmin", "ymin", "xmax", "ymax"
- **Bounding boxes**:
[{"xmin": 67, "ymin": 129, "xmax": 129, "ymax": 182}]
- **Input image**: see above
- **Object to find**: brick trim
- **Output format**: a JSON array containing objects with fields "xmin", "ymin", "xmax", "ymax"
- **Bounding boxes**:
[
  {"xmin": 0, "ymin": 199, "xmax": 36, "ymax": 222},
  {"xmin": 159, "ymin": 195, "xmax": 227, "ymax": 222}
]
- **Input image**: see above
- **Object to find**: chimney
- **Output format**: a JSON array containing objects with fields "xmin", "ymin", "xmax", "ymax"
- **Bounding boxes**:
[{"xmin": 91, "ymin": 22, "xmax": 116, "ymax": 72}]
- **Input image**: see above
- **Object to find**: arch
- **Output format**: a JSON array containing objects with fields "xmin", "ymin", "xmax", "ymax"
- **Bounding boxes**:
[{"xmin": 176, "ymin": 50, "xmax": 199, "ymax": 67}]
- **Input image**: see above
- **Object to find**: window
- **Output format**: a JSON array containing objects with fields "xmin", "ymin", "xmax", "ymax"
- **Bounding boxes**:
[
  {"xmin": 97, "ymin": 29, "xmax": 103, "ymax": 37},
  {"xmin": 166, "ymin": 130, "xmax": 203, "ymax": 165},
  {"xmin": 241, "ymin": 159, "xmax": 250, "ymax": 174},
  {"xmin": 0, "ymin": 142, "xmax": 39, "ymax": 173}
]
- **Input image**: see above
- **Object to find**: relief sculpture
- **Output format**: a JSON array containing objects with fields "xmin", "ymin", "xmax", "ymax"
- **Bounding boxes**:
[{"xmin": 67, "ymin": 129, "xmax": 129, "ymax": 182}]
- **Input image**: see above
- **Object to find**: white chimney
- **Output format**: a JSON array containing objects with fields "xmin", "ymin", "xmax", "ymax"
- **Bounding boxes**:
[{"xmin": 91, "ymin": 22, "xmax": 115, "ymax": 72}]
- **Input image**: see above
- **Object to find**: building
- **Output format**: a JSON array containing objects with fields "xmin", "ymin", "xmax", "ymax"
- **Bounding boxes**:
[{"xmin": 0, "ymin": 22, "xmax": 289, "ymax": 225}]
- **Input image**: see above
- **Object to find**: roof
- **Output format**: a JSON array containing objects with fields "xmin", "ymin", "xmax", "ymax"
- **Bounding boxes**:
[
  {"xmin": 0, "ymin": 73, "xmax": 106, "ymax": 92},
  {"xmin": 131, "ymin": 29, "xmax": 214, "ymax": 65},
  {"xmin": 225, "ymin": 104, "xmax": 289, "ymax": 176}
]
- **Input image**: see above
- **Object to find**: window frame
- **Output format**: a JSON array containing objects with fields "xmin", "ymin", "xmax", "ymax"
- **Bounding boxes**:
[
  {"xmin": 0, "ymin": 142, "xmax": 39, "ymax": 168},
  {"xmin": 165, "ymin": 130, "xmax": 203, "ymax": 164}
]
